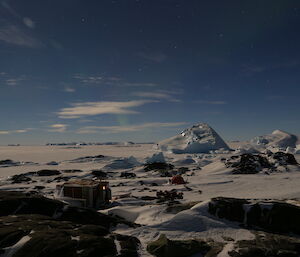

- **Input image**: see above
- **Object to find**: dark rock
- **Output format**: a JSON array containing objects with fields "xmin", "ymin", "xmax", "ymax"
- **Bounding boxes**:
[
  {"xmin": 158, "ymin": 170, "xmax": 172, "ymax": 177},
  {"xmin": 120, "ymin": 172, "xmax": 136, "ymax": 178},
  {"xmin": 0, "ymin": 159, "xmax": 16, "ymax": 165},
  {"xmin": 70, "ymin": 155, "xmax": 106, "ymax": 163},
  {"xmin": 208, "ymin": 197, "xmax": 300, "ymax": 235},
  {"xmin": 33, "ymin": 186, "xmax": 45, "ymax": 190},
  {"xmin": 52, "ymin": 176, "xmax": 72, "ymax": 182},
  {"xmin": 208, "ymin": 197, "xmax": 249, "ymax": 222},
  {"xmin": 36, "ymin": 169, "xmax": 61, "ymax": 176},
  {"xmin": 177, "ymin": 167, "xmax": 190, "ymax": 174},
  {"xmin": 147, "ymin": 234, "xmax": 222, "ymax": 257},
  {"xmin": 46, "ymin": 161, "xmax": 59, "ymax": 165},
  {"xmin": 225, "ymin": 152, "xmax": 299, "ymax": 175},
  {"xmin": 141, "ymin": 196, "xmax": 157, "ymax": 201},
  {"xmin": 165, "ymin": 201, "xmax": 200, "ymax": 214},
  {"xmin": 62, "ymin": 169, "xmax": 83, "ymax": 173},
  {"xmin": 0, "ymin": 214, "xmax": 117, "ymax": 257},
  {"xmin": 228, "ymin": 231, "xmax": 300, "ymax": 257},
  {"xmin": 11, "ymin": 174, "xmax": 32, "ymax": 184},
  {"xmin": 91, "ymin": 169, "xmax": 107, "ymax": 178},
  {"xmin": 114, "ymin": 234, "xmax": 140, "ymax": 257},
  {"xmin": 225, "ymin": 154, "xmax": 272, "ymax": 174},
  {"xmin": 272, "ymin": 152, "xmax": 298, "ymax": 165},
  {"xmin": 157, "ymin": 190, "xmax": 183, "ymax": 202},
  {"xmin": 144, "ymin": 162, "xmax": 174, "ymax": 172}
]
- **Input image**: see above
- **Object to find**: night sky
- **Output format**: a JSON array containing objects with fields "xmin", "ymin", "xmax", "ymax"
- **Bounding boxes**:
[{"xmin": 0, "ymin": 0, "xmax": 300, "ymax": 144}]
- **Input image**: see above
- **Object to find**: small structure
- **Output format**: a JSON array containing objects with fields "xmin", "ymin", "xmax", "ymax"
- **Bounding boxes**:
[
  {"xmin": 56, "ymin": 179, "xmax": 111, "ymax": 208},
  {"xmin": 171, "ymin": 175, "xmax": 186, "ymax": 185}
]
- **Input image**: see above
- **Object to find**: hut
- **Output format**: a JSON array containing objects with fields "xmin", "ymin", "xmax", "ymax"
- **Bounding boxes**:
[{"xmin": 56, "ymin": 179, "xmax": 111, "ymax": 208}]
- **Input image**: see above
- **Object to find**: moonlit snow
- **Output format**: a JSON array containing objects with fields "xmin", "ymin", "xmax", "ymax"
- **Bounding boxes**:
[{"xmin": 0, "ymin": 123, "xmax": 299, "ymax": 256}]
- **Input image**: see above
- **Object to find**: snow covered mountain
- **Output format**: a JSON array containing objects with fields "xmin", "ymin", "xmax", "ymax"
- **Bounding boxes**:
[
  {"xmin": 250, "ymin": 129, "xmax": 298, "ymax": 150},
  {"xmin": 158, "ymin": 123, "xmax": 230, "ymax": 153}
]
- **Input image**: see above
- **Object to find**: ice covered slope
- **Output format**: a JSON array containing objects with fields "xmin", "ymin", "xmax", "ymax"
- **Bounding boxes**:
[
  {"xmin": 250, "ymin": 129, "xmax": 298, "ymax": 149},
  {"xmin": 158, "ymin": 123, "xmax": 230, "ymax": 153}
]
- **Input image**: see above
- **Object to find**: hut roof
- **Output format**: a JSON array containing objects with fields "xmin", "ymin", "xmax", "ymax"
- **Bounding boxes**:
[{"xmin": 63, "ymin": 179, "xmax": 109, "ymax": 188}]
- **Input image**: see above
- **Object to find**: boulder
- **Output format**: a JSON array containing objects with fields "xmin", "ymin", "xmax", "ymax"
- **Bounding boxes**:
[
  {"xmin": 147, "ymin": 234, "xmax": 222, "ymax": 257},
  {"xmin": 46, "ymin": 161, "xmax": 59, "ymax": 165},
  {"xmin": 120, "ymin": 172, "xmax": 136, "ymax": 178},
  {"xmin": 0, "ymin": 159, "xmax": 16, "ymax": 165},
  {"xmin": 11, "ymin": 174, "xmax": 32, "ymax": 184},
  {"xmin": 144, "ymin": 162, "xmax": 174, "ymax": 172},
  {"xmin": 91, "ymin": 170, "xmax": 107, "ymax": 178},
  {"xmin": 36, "ymin": 169, "xmax": 61, "ymax": 176}
]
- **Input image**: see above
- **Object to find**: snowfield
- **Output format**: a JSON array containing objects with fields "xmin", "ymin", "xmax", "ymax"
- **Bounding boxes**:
[{"xmin": 0, "ymin": 126, "xmax": 300, "ymax": 256}]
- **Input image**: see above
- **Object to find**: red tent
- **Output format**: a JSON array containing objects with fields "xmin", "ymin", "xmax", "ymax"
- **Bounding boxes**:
[{"xmin": 171, "ymin": 175, "xmax": 185, "ymax": 185}]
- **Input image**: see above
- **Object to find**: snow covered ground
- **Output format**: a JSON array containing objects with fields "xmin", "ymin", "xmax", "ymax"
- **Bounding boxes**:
[{"xmin": 0, "ymin": 138, "xmax": 300, "ymax": 256}]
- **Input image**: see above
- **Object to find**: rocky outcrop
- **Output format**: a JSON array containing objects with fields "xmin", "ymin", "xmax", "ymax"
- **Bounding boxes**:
[
  {"xmin": 147, "ymin": 234, "xmax": 223, "ymax": 257},
  {"xmin": 224, "ymin": 152, "xmax": 298, "ymax": 174},
  {"xmin": 225, "ymin": 154, "xmax": 272, "ymax": 174},
  {"xmin": 0, "ymin": 191, "xmax": 140, "ymax": 257},
  {"xmin": 271, "ymin": 152, "xmax": 298, "ymax": 165},
  {"xmin": 11, "ymin": 174, "xmax": 32, "ymax": 184},
  {"xmin": 229, "ymin": 231, "xmax": 300, "ymax": 257},
  {"xmin": 208, "ymin": 197, "xmax": 300, "ymax": 235},
  {"xmin": 0, "ymin": 191, "xmax": 136, "ymax": 228}
]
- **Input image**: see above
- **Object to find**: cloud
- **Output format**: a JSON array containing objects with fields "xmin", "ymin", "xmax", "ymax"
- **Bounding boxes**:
[
  {"xmin": 57, "ymin": 100, "xmax": 155, "ymax": 119},
  {"xmin": 132, "ymin": 91, "xmax": 181, "ymax": 102},
  {"xmin": 5, "ymin": 77, "xmax": 25, "ymax": 86},
  {"xmin": 73, "ymin": 74, "xmax": 157, "ymax": 87},
  {"xmin": 0, "ymin": 24, "xmax": 42, "ymax": 47},
  {"xmin": 77, "ymin": 122, "xmax": 187, "ymax": 134},
  {"xmin": 0, "ymin": 73, "xmax": 27, "ymax": 86},
  {"xmin": 0, "ymin": 129, "xmax": 28, "ymax": 135},
  {"xmin": 64, "ymin": 86, "xmax": 75, "ymax": 93},
  {"xmin": 194, "ymin": 100, "xmax": 227, "ymax": 105},
  {"xmin": 14, "ymin": 129, "xmax": 28, "ymax": 133},
  {"xmin": 137, "ymin": 52, "xmax": 167, "ymax": 63},
  {"xmin": 23, "ymin": 17, "xmax": 35, "ymax": 29},
  {"xmin": 48, "ymin": 124, "xmax": 68, "ymax": 132}
]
